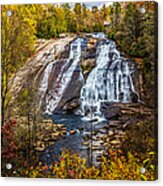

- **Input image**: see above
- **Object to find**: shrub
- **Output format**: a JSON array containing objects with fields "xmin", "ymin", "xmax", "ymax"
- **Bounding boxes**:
[{"xmin": 15, "ymin": 150, "xmax": 156, "ymax": 180}]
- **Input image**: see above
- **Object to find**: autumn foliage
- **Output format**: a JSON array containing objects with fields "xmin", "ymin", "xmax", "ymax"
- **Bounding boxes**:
[
  {"xmin": 2, "ymin": 119, "xmax": 18, "ymax": 160},
  {"xmin": 12, "ymin": 150, "xmax": 156, "ymax": 181}
]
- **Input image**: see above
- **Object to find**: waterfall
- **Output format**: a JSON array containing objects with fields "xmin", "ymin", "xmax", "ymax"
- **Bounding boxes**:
[
  {"xmin": 41, "ymin": 38, "xmax": 83, "ymax": 114},
  {"xmin": 80, "ymin": 38, "xmax": 137, "ymax": 120},
  {"xmin": 39, "ymin": 60, "xmax": 56, "ymax": 104},
  {"xmin": 39, "ymin": 33, "xmax": 138, "ymax": 117}
]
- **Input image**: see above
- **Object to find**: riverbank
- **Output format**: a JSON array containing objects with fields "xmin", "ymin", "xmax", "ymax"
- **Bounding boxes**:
[
  {"xmin": 2, "ymin": 101, "xmax": 156, "ymax": 180},
  {"xmin": 12, "ymin": 101, "xmax": 155, "ymax": 166}
]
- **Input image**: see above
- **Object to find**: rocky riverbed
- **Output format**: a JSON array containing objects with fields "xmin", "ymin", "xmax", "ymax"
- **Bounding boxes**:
[{"xmin": 31, "ymin": 102, "xmax": 153, "ymax": 167}]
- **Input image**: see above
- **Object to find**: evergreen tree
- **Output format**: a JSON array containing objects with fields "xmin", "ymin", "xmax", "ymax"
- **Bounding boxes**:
[
  {"xmin": 62, "ymin": 3, "xmax": 76, "ymax": 32},
  {"xmin": 73, "ymin": 3, "xmax": 82, "ymax": 33}
]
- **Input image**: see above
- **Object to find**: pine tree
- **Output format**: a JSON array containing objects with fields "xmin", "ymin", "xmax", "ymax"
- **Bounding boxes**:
[{"xmin": 73, "ymin": 3, "xmax": 82, "ymax": 33}]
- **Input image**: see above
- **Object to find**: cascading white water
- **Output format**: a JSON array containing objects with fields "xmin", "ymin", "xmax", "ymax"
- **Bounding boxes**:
[
  {"xmin": 39, "ymin": 60, "xmax": 56, "ymax": 104},
  {"xmin": 80, "ymin": 38, "xmax": 137, "ymax": 119},
  {"xmin": 39, "ymin": 33, "xmax": 137, "ymax": 117},
  {"xmin": 42, "ymin": 38, "xmax": 83, "ymax": 114}
]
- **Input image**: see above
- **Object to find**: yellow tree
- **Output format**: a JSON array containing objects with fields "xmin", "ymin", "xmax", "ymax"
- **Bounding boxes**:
[{"xmin": 1, "ymin": 5, "xmax": 37, "ymax": 124}]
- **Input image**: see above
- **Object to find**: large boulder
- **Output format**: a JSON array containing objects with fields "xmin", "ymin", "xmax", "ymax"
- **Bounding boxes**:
[
  {"xmin": 100, "ymin": 102, "xmax": 122, "ymax": 120},
  {"xmin": 53, "ymin": 67, "xmax": 84, "ymax": 113}
]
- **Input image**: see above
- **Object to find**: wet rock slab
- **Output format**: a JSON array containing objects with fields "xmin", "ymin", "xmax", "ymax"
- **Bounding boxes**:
[{"xmin": 33, "ymin": 120, "xmax": 69, "ymax": 152}]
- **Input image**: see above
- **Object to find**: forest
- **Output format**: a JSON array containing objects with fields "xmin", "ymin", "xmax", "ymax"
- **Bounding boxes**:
[{"xmin": 1, "ymin": 2, "xmax": 158, "ymax": 180}]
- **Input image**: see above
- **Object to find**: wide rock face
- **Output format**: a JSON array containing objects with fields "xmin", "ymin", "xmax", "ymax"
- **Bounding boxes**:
[
  {"xmin": 39, "ymin": 38, "xmax": 86, "ymax": 114},
  {"xmin": 10, "ymin": 33, "xmax": 139, "ymax": 116},
  {"xmin": 9, "ymin": 37, "xmax": 75, "ymax": 100},
  {"xmin": 38, "ymin": 33, "xmax": 139, "ymax": 115},
  {"xmin": 41, "ymin": 59, "xmax": 84, "ymax": 114}
]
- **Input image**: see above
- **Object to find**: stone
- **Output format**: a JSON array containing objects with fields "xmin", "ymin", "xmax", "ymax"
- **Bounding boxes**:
[
  {"xmin": 100, "ymin": 140, "xmax": 104, "ymax": 145},
  {"xmin": 61, "ymin": 129, "xmax": 67, "ymax": 135},
  {"xmin": 51, "ymin": 132, "xmax": 60, "ymax": 138},
  {"xmin": 63, "ymin": 99, "xmax": 79, "ymax": 113},
  {"xmin": 92, "ymin": 136, "xmax": 99, "ymax": 141},
  {"xmin": 101, "ymin": 102, "xmax": 121, "ymax": 120},
  {"xmin": 59, "ymin": 33, "xmax": 67, "ymax": 38},
  {"xmin": 78, "ymin": 127, "xmax": 84, "ymax": 131},
  {"xmin": 101, "ymin": 135, "xmax": 108, "ymax": 140},
  {"xmin": 37, "ymin": 134, "xmax": 44, "ymax": 140},
  {"xmin": 35, "ymin": 147, "xmax": 45, "ymax": 152},
  {"xmin": 109, "ymin": 136, "xmax": 117, "ymax": 141},
  {"xmin": 110, "ymin": 140, "xmax": 120, "ymax": 145},
  {"xmin": 80, "ymin": 146, "xmax": 89, "ymax": 150},
  {"xmin": 82, "ymin": 59, "xmax": 96, "ymax": 79},
  {"xmin": 92, "ymin": 141, "xmax": 102, "ymax": 146},
  {"xmin": 91, "ymin": 146, "xmax": 101, "ymax": 150},
  {"xmin": 82, "ymin": 141, "xmax": 90, "ymax": 146},
  {"xmin": 108, "ymin": 130, "xmax": 114, "ymax": 136},
  {"xmin": 82, "ymin": 135, "xmax": 89, "ymax": 140},
  {"xmin": 47, "ymin": 124, "xmax": 54, "ymax": 129},
  {"xmin": 35, "ymin": 141, "xmax": 45, "ymax": 151},
  {"xmin": 69, "ymin": 130, "xmax": 76, "ymax": 135},
  {"xmin": 89, "ymin": 38, "xmax": 97, "ymax": 45},
  {"xmin": 104, "ymin": 125, "xmax": 110, "ymax": 130},
  {"xmin": 60, "ymin": 134, "xmax": 66, "ymax": 139},
  {"xmin": 130, "ymin": 92, "xmax": 139, "ymax": 103},
  {"xmin": 99, "ymin": 129, "xmax": 107, "ymax": 134},
  {"xmin": 43, "ymin": 119, "xmax": 53, "ymax": 123},
  {"xmin": 56, "ymin": 124, "xmax": 65, "ymax": 128},
  {"xmin": 103, "ymin": 152, "xmax": 109, "ymax": 157},
  {"xmin": 91, "ymin": 131, "xmax": 96, "ymax": 135},
  {"xmin": 48, "ymin": 142, "xmax": 55, "ymax": 146},
  {"xmin": 103, "ymin": 143, "xmax": 108, "ymax": 147},
  {"xmin": 117, "ymin": 130, "xmax": 125, "ymax": 136},
  {"xmin": 43, "ymin": 137, "xmax": 50, "ymax": 142},
  {"xmin": 109, "ymin": 121, "xmax": 123, "ymax": 129}
]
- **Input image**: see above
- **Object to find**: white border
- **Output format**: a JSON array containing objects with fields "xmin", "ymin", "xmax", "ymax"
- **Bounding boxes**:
[{"xmin": 0, "ymin": 0, "xmax": 162, "ymax": 186}]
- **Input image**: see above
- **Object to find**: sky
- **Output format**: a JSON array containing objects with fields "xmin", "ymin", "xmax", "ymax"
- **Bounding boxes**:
[
  {"xmin": 85, "ymin": 2, "xmax": 113, "ymax": 8},
  {"xmin": 57, "ymin": 2, "xmax": 113, "ymax": 9},
  {"xmin": 84, "ymin": 2, "xmax": 113, "ymax": 8}
]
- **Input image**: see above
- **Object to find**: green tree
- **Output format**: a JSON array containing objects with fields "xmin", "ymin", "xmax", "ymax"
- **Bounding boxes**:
[
  {"xmin": 73, "ymin": 3, "xmax": 82, "ymax": 33},
  {"xmin": 108, "ymin": 1, "xmax": 157, "ymax": 106},
  {"xmin": 111, "ymin": 2, "xmax": 121, "ymax": 31},
  {"xmin": 91, "ymin": 6, "xmax": 104, "ymax": 32},
  {"xmin": 1, "ymin": 5, "xmax": 37, "ymax": 124},
  {"xmin": 62, "ymin": 3, "xmax": 76, "ymax": 32},
  {"xmin": 37, "ymin": 5, "xmax": 67, "ymax": 38}
]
